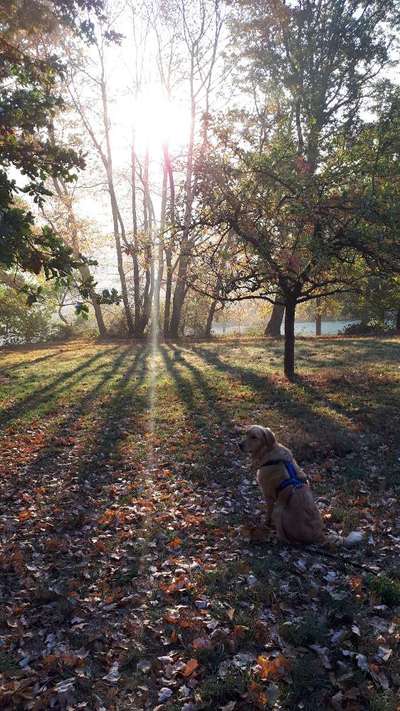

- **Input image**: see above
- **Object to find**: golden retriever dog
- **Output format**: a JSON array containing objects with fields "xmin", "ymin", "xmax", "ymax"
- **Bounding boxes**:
[{"xmin": 240, "ymin": 425, "xmax": 324, "ymax": 544}]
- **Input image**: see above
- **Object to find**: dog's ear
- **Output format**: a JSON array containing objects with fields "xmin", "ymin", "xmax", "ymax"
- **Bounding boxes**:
[{"xmin": 262, "ymin": 427, "xmax": 276, "ymax": 450}]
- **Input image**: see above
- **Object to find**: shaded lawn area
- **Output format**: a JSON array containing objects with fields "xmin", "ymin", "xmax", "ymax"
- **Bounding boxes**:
[{"xmin": 0, "ymin": 336, "xmax": 399, "ymax": 710}]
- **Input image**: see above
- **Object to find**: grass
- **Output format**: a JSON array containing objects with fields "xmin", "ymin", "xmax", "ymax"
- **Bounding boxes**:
[
  {"xmin": 287, "ymin": 653, "xmax": 331, "ymax": 709},
  {"xmin": 278, "ymin": 614, "xmax": 328, "ymax": 646},
  {"xmin": 0, "ymin": 335, "xmax": 399, "ymax": 709},
  {"xmin": 369, "ymin": 691, "xmax": 398, "ymax": 711},
  {"xmin": 196, "ymin": 669, "xmax": 251, "ymax": 708},
  {"xmin": 368, "ymin": 575, "xmax": 400, "ymax": 607},
  {"xmin": 1, "ymin": 337, "xmax": 399, "ymax": 471}
]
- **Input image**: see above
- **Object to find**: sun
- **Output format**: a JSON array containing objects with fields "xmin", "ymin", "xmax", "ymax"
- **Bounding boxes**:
[{"xmin": 132, "ymin": 86, "xmax": 190, "ymax": 153}]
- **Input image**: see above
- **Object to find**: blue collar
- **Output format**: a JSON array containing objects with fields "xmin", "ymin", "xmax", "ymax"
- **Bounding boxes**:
[{"xmin": 260, "ymin": 459, "xmax": 305, "ymax": 494}]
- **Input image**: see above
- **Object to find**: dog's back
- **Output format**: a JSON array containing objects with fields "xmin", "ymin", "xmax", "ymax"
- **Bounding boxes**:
[{"xmin": 258, "ymin": 442, "xmax": 324, "ymax": 544}]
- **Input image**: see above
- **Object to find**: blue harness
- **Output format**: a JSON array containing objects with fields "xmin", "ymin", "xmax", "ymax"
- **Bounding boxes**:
[{"xmin": 261, "ymin": 459, "xmax": 305, "ymax": 494}]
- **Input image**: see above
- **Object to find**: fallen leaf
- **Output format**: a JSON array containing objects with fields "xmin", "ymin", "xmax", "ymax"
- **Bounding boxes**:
[
  {"xmin": 182, "ymin": 658, "xmax": 199, "ymax": 677},
  {"xmin": 349, "ymin": 576, "xmax": 363, "ymax": 592},
  {"xmin": 168, "ymin": 537, "xmax": 183, "ymax": 549},
  {"xmin": 257, "ymin": 655, "xmax": 290, "ymax": 680},
  {"xmin": 18, "ymin": 509, "xmax": 33, "ymax": 522}
]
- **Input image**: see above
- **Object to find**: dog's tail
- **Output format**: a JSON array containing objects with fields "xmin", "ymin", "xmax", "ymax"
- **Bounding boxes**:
[
  {"xmin": 327, "ymin": 530, "xmax": 364, "ymax": 547},
  {"xmin": 312, "ymin": 530, "xmax": 378, "ymax": 575}
]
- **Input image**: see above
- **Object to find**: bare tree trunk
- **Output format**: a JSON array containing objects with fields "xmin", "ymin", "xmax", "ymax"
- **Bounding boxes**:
[
  {"xmin": 163, "ymin": 143, "xmax": 175, "ymax": 338},
  {"xmin": 130, "ymin": 137, "xmax": 142, "ymax": 334},
  {"xmin": 91, "ymin": 294, "xmax": 107, "ymax": 337},
  {"xmin": 315, "ymin": 314, "xmax": 322, "ymax": 336},
  {"xmin": 396, "ymin": 307, "xmax": 400, "ymax": 332},
  {"xmin": 73, "ymin": 247, "xmax": 107, "ymax": 336},
  {"xmin": 205, "ymin": 299, "xmax": 218, "ymax": 337},
  {"xmin": 107, "ymin": 176, "xmax": 134, "ymax": 335},
  {"xmin": 168, "ymin": 1, "xmax": 222, "ymax": 337},
  {"xmin": 155, "ymin": 157, "xmax": 168, "ymax": 330},
  {"xmin": 58, "ymin": 290, "xmax": 69, "ymax": 325},
  {"xmin": 265, "ymin": 295, "xmax": 284, "ymax": 337},
  {"xmin": 169, "ymin": 91, "xmax": 195, "ymax": 338},
  {"xmin": 100, "ymin": 59, "xmax": 134, "ymax": 336},
  {"xmin": 58, "ymin": 309, "xmax": 69, "ymax": 325},
  {"xmin": 284, "ymin": 297, "xmax": 297, "ymax": 381},
  {"xmin": 163, "ymin": 250, "xmax": 173, "ymax": 337},
  {"xmin": 137, "ymin": 149, "xmax": 153, "ymax": 336},
  {"xmin": 315, "ymin": 297, "xmax": 322, "ymax": 336}
]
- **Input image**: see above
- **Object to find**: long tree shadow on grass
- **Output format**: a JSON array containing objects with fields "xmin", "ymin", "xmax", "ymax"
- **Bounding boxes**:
[
  {"xmin": 0, "ymin": 345, "xmax": 137, "ymax": 577},
  {"xmin": 0, "ymin": 345, "xmax": 121, "ymax": 430},
  {"xmin": 293, "ymin": 336, "xmax": 400, "ymax": 370},
  {"xmin": 74, "ymin": 343, "xmax": 150, "ymax": 484},
  {"xmin": 159, "ymin": 345, "xmax": 242, "ymax": 484},
  {"xmin": 42, "ymin": 345, "xmax": 152, "ymax": 637},
  {"xmin": 294, "ymin": 370, "xmax": 400, "ymax": 437},
  {"xmin": 22, "ymin": 344, "xmax": 134, "ymax": 479},
  {"xmin": 14, "ymin": 344, "xmax": 150, "ymax": 522},
  {"xmin": 1, "ymin": 349, "xmax": 59, "ymax": 373},
  {"xmin": 2, "ymin": 346, "xmax": 151, "ymax": 660},
  {"xmin": 188, "ymin": 345, "xmax": 359, "ymax": 461},
  {"xmin": 41, "ymin": 342, "xmax": 150, "ymax": 558},
  {"xmin": 200, "ymin": 336, "xmax": 400, "ymax": 370}
]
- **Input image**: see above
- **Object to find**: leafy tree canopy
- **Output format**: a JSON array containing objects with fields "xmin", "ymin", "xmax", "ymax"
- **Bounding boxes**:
[
  {"xmin": 0, "ymin": 0, "xmax": 104, "ymax": 290},
  {"xmin": 195, "ymin": 0, "xmax": 400, "ymax": 377}
]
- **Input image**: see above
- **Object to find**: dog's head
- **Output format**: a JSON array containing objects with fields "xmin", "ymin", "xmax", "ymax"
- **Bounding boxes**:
[{"xmin": 239, "ymin": 425, "xmax": 276, "ymax": 458}]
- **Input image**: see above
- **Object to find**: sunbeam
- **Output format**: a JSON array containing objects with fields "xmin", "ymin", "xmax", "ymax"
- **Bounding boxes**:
[{"xmin": 147, "ymin": 229, "xmax": 162, "ymax": 474}]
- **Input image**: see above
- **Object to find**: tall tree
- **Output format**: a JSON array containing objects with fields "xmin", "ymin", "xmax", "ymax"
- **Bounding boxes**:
[
  {"xmin": 197, "ymin": 99, "xmax": 400, "ymax": 377},
  {"xmin": 67, "ymin": 23, "xmax": 136, "ymax": 334},
  {"xmin": 153, "ymin": 0, "xmax": 223, "ymax": 338},
  {"xmin": 196, "ymin": 0, "xmax": 400, "ymax": 378}
]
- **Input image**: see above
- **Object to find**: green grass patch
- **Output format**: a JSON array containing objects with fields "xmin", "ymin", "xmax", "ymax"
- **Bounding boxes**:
[
  {"xmin": 0, "ymin": 652, "xmax": 20, "ymax": 675},
  {"xmin": 196, "ymin": 669, "xmax": 250, "ymax": 709},
  {"xmin": 279, "ymin": 614, "xmax": 328, "ymax": 646},
  {"xmin": 368, "ymin": 575, "xmax": 400, "ymax": 607},
  {"xmin": 369, "ymin": 690, "xmax": 398, "ymax": 711},
  {"xmin": 287, "ymin": 653, "xmax": 331, "ymax": 709}
]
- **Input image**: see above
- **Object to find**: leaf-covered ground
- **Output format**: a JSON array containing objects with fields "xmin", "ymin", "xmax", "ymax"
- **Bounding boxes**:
[{"xmin": 0, "ymin": 336, "xmax": 400, "ymax": 710}]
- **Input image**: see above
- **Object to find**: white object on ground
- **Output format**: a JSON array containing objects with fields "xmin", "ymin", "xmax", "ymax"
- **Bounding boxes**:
[{"xmin": 344, "ymin": 531, "xmax": 364, "ymax": 546}]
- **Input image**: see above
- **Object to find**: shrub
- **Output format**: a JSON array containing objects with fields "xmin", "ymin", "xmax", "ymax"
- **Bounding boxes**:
[
  {"xmin": 50, "ymin": 320, "xmax": 96, "ymax": 341},
  {"xmin": 340, "ymin": 320, "xmax": 395, "ymax": 336},
  {"xmin": 106, "ymin": 309, "xmax": 130, "ymax": 337},
  {"xmin": 0, "ymin": 285, "xmax": 52, "ymax": 343}
]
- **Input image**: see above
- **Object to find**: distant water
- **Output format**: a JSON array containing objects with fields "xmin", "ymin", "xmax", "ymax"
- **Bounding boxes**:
[
  {"xmin": 211, "ymin": 320, "xmax": 360, "ymax": 336},
  {"xmin": 1, "ymin": 320, "xmax": 362, "ymax": 346},
  {"xmin": 285, "ymin": 320, "xmax": 360, "ymax": 336}
]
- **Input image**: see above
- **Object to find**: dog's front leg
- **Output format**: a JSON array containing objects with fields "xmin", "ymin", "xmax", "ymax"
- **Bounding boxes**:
[{"xmin": 265, "ymin": 499, "xmax": 275, "ymax": 526}]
